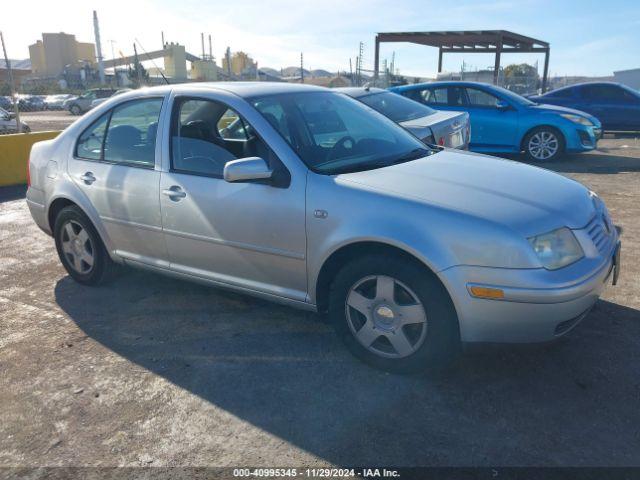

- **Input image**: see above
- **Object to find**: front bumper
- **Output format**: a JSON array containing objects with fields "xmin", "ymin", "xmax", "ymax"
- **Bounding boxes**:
[
  {"xmin": 566, "ymin": 125, "xmax": 601, "ymax": 152},
  {"xmin": 440, "ymin": 240, "xmax": 619, "ymax": 343}
]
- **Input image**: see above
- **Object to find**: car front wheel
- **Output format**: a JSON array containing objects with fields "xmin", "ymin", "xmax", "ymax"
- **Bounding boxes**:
[
  {"xmin": 523, "ymin": 127, "xmax": 564, "ymax": 162},
  {"xmin": 329, "ymin": 255, "xmax": 460, "ymax": 374},
  {"xmin": 69, "ymin": 104, "xmax": 81, "ymax": 115}
]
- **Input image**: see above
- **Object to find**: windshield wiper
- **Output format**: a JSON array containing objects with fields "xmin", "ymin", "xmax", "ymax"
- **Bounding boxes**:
[
  {"xmin": 390, "ymin": 147, "xmax": 432, "ymax": 165},
  {"xmin": 327, "ymin": 148, "xmax": 432, "ymax": 175}
]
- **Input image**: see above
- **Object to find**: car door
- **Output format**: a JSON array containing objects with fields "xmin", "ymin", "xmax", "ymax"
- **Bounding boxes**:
[
  {"xmin": 159, "ymin": 93, "xmax": 308, "ymax": 302},
  {"xmin": 576, "ymin": 84, "xmax": 636, "ymax": 130},
  {"xmin": 457, "ymin": 86, "xmax": 519, "ymax": 151},
  {"xmin": 67, "ymin": 96, "xmax": 168, "ymax": 264}
]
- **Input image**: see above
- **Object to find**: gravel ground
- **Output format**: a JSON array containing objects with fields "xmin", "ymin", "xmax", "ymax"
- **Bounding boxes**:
[{"xmin": 0, "ymin": 139, "xmax": 639, "ymax": 471}]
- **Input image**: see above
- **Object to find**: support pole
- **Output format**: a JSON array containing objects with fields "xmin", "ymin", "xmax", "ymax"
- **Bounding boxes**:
[
  {"xmin": 493, "ymin": 38, "xmax": 502, "ymax": 85},
  {"xmin": 542, "ymin": 47, "xmax": 550, "ymax": 93},
  {"xmin": 437, "ymin": 47, "xmax": 443, "ymax": 73},
  {"xmin": 93, "ymin": 11, "xmax": 105, "ymax": 84},
  {"xmin": 373, "ymin": 35, "xmax": 380, "ymax": 81}
]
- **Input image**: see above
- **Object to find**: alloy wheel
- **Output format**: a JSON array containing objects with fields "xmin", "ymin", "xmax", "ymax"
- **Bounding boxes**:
[
  {"xmin": 345, "ymin": 275, "xmax": 427, "ymax": 358},
  {"xmin": 60, "ymin": 220, "xmax": 95, "ymax": 274},
  {"xmin": 528, "ymin": 131, "xmax": 559, "ymax": 160}
]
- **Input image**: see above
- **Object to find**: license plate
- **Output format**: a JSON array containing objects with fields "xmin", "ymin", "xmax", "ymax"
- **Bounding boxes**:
[
  {"xmin": 449, "ymin": 130, "xmax": 464, "ymax": 148},
  {"xmin": 612, "ymin": 242, "xmax": 621, "ymax": 285}
]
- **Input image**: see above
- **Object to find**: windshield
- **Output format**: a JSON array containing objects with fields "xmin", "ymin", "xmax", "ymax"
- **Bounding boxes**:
[
  {"xmin": 251, "ymin": 91, "xmax": 433, "ymax": 175},
  {"xmin": 494, "ymin": 85, "xmax": 537, "ymax": 106},
  {"xmin": 357, "ymin": 91, "xmax": 436, "ymax": 122}
]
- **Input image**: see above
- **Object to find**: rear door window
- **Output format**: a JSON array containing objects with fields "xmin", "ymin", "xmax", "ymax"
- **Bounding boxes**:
[
  {"xmin": 422, "ymin": 87, "xmax": 448, "ymax": 105},
  {"xmin": 103, "ymin": 98, "xmax": 163, "ymax": 167},
  {"xmin": 76, "ymin": 113, "xmax": 109, "ymax": 160}
]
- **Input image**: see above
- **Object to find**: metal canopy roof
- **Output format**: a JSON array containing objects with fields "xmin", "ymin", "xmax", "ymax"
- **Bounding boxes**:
[
  {"xmin": 374, "ymin": 30, "xmax": 551, "ymax": 91},
  {"xmin": 376, "ymin": 30, "xmax": 548, "ymax": 52}
]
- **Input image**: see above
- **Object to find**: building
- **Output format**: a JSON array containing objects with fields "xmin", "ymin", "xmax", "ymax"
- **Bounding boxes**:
[
  {"xmin": 28, "ymin": 33, "xmax": 96, "ymax": 77},
  {"xmin": 163, "ymin": 43, "xmax": 187, "ymax": 81},
  {"xmin": 222, "ymin": 51, "xmax": 257, "ymax": 77},
  {"xmin": 613, "ymin": 68, "xmax": 640, "ymax": 90},
  {"xmin": 0, "ymin": 59, "xmax": 32, "ymax": 87}
]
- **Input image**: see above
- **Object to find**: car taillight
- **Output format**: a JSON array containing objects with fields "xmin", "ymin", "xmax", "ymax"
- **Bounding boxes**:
[
  {"xmin": 27, "ymin": 160, "xmax": 31, "ymax": 187},
  {"xmin": 438, "ymin": 137, "xmax": 445, "ymax": 146}
]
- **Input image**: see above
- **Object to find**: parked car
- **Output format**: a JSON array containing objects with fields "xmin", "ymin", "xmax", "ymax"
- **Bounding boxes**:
[
  {"xmin": 90, "ymin": 89, "xmax": 133, "ymax": 109},
  {"xmin": 44, "ymin": 94, "xmax": 75, "ymax": 110},
  {"xmin": 0, "ymin": 96, "xmax": 15, "ymax": 111},
  {"xmin": 336, "ymin": 87, "xmax": 470, "ymax": 149},
  {"xmin": 26, "ymin": 83, "xmax": 621, "ymax": 373},
  {"xmin": 528, "ymin": 82, "xmax": 640, "ymax": 132},
  {"xmin": 390, "ymin": 81, "xmax": 602, "ymax": 162},
  {"xmin": 66, "ymin": 88, "xmax": 116, "ymax": 115},
  {"xmin": 0, "ymin": 107, "xmax": 30, "ymax": 133},
  {"xmin": 17, "ymin": 94, "xmax": 46, "ymax": 112}
]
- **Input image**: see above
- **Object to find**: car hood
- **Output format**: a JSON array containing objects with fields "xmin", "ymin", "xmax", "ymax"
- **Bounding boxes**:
[
  {"xmin": 529, "ymin": 102, "xmax": 600, "ymax": 124},
  {"xmin": 337, "ymin": 150, "xmax": 594, "ymax": 237}
]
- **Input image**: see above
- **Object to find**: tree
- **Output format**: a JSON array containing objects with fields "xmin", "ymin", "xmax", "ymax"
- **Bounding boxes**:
[
  {"xmin": 127, "ymin": 61, "xmax": 149, "ymax": 87},
  {"xmin": 503, "ymin": 63, "xmax": 539, "ymax": 94}
]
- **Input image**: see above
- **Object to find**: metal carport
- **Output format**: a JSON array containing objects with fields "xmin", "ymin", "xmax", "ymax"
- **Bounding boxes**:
[{"xmin": 374, "ymin": 30, "xmax": 550, "ymax": 92}]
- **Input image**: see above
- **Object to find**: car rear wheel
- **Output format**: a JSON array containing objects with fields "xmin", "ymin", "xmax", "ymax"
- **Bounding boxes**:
[
  {"xmin": 329, "ymin": 255, "xmax": 460, "ymax": 374},
  {"xmin": 523, "ymin": 127, "xmax": 564, "ymax": 162},
  {"xmin": 54, "ymin": 206, "xmax": 116, "ymax": 285}
]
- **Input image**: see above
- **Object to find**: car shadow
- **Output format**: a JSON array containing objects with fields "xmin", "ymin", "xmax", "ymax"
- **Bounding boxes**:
[
  {"xmin": 0, "ymin": 185, "xmax": 26, "ymax": 203},
  {"xmin": 54, "ymin": 270, "xmax": 640, "ymax": 466}
]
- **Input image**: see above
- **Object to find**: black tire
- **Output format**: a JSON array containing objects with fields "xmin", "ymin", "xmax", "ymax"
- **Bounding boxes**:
[
  {"xmin": 54, "ymin": 205, "xmax": 116, "ymax": 286},
  {"xmin": 69, "ymin": 104, "xmax": 81, "ymax": 115},
  {"xmin": 522, "ymin": 126, "xmax": 565, "ymax": 162},
  {"xmin": 329, "ymin": 255, "xmax": 460, "ymax": 374}
]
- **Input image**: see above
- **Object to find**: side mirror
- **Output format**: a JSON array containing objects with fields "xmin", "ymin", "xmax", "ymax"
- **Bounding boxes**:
[
  {"xmin": 224, "ymin": 157, "xmax": 273, "ymax": 183},
  {"xmin": 496, "ymin": 100, "xmax": 510, "ymax": 111}
]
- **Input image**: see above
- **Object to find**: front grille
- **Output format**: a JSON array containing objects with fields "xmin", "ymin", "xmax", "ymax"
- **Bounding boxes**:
[{"xmin": 585, "ymin": 214, "xmax": 613, "ymax": 255}]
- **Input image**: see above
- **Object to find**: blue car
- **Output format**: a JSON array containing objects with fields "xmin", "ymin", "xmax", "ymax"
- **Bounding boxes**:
[
  {"xmin": 528, "ymin": 82, "xmax": 640, "ymax": 132},
  {"xmin": 389, "ymin": 81, "xmax": 601, "ymax": 162}
]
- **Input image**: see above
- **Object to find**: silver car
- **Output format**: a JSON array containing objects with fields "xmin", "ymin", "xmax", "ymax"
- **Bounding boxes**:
[
  {"xmin": 26, "ymin": 82, "xmax": 621, "ymax": 373},
  {"xmin": 336, "ymin": 87, "xmax": 470, "ymax": 149}
]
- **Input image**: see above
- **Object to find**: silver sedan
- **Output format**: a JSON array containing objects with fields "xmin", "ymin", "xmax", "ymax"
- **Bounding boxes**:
[
  {"xmin": 336, "ymin": 87, "xmax": 470, "ymax": 149},
  {"xmin": 27, "ymin": 82, "xmax": 621, "ymax": 373}
]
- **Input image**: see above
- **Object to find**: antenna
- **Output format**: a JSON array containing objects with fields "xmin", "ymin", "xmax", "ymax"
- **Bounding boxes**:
[{"xmin": 135, "ymin": 38, "xmax": 169, "ymax": 85}]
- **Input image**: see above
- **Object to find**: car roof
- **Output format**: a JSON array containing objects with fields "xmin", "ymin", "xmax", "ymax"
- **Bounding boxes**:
[
  {"xmin": 172, "ymin": 81, "xmax": 328, "ymax": 98},
  {"xmin": 334, "ymin": 87, "xmax": 387, "ymax": 98}
]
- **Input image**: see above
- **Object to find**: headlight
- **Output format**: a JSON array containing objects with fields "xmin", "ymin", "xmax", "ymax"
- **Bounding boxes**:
[
  {"xmin": 528, "ymin": 227, "xmax": 584, "ymax": 270},
  {"xmin": 560, "ymin": 113, "xmax": 594, "ymax": 126}
]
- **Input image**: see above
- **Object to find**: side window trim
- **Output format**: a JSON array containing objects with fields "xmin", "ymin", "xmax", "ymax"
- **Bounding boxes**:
[{"xmin": 73, "ymin": 96, "xmax": 164, "ymax": 170}]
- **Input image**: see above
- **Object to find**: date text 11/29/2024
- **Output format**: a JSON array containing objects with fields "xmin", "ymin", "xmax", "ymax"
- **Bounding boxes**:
[{"xmin": 233, "ymin": 468, "xmax": 400, "ymax": 478}]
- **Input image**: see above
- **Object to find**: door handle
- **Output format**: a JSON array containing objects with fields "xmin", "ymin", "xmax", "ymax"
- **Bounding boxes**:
[
  {"xmin": 80, "ymin": 172, "xmax": 96, "ymax": 185},
  {"xmin": 162, "ymin": 186, "xmax": 187, "ymax": 201}
]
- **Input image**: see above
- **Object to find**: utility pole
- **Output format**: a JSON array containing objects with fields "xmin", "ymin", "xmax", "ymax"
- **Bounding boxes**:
[
  {"xmin": 300, "ymin": 52, "xmax": 304, "ymax": 83},
  {"xmin": 226, "ymin": 47, "xmax": 232, "ymax": 77},
  {"xmin": 357, "ymin": 41, "xmax": 364, "ymax": 86},
  {"xmin": 161, "ymin": 31, "xmax": 165, "ymax": 49},
  {"xmin": 109, "ymin": 40, "xmax": 118, "ymax": 86},
  {"xmin": 349, "ymin": 58, "xmax": 353, "ymax": 85},
  {"xmin": 93, "ymin": 11, "xmax": 105, "ymax": 84},
  {"xmin": 0, "ymin": 31, "xmax": 20, "ymax": 132},
  {"xmin": 133, "ymin": 43, "xmax": 142, "ymax": 86}
]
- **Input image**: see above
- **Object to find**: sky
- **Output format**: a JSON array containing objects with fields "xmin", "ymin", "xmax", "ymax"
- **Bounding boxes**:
[{"xmin": 2, "ymin": 0, "xmax": 639, "ymax": 78}]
